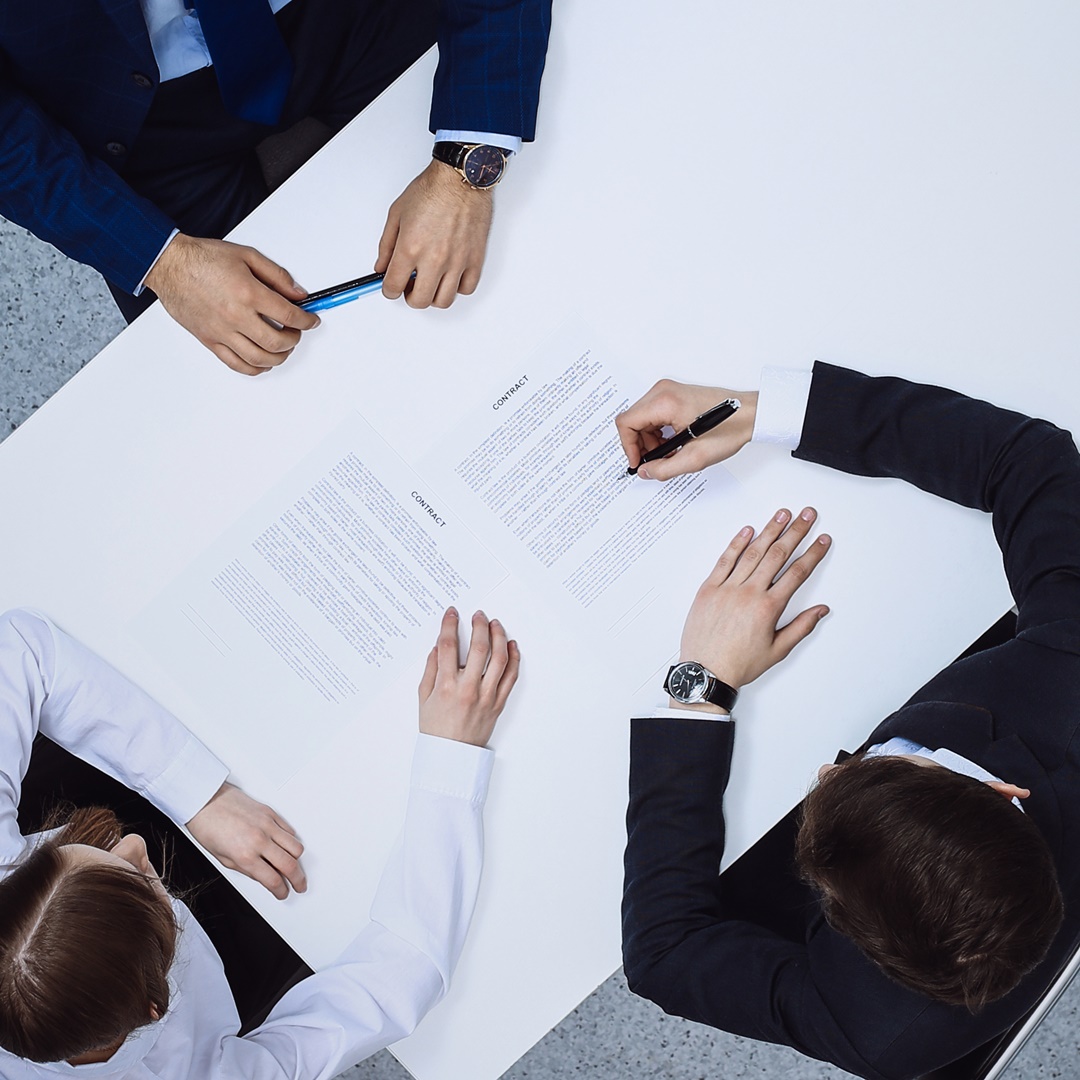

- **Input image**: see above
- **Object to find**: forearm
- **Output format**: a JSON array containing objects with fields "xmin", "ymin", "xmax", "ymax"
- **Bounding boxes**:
[
  {"xmin": 622, "ymin": 717, "xmax": 734, "ymax": 988},
  {"xmin": 795, "ymin": 362, "xmax": 1080, "ymax": 627},
  {"xmin": 237, "ymin": 734, "xmax": 492, "ymax": 1075},
  {"xmin": 0, "ymin": 84, "xmax": 175, "ymax": 293},
  {"xmin": 0, "ymin": 610, "xmax": 226, "ymax": 826}
]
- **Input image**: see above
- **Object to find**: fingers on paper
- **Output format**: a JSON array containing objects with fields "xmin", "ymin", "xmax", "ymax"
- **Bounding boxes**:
[
  {"xmin": 494, "ymin": 637, "xmax": 522, "ymax": 710},
  {"xmin": 464, "ymin": 611, "xmax": 493, "ymax": 677},
  {"xmin": 436, "ymin": 607, "xmax": 461, "ymax": 673}
]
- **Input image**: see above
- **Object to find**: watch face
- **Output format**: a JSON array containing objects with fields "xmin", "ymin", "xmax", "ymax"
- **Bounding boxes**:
[
  {"xmin": 668, "ymin": 662, "xmax": 708, "ymax": 703},
  {"xmin": 462, "ymin": 145, "xmax": 506, "ymax": 188}
]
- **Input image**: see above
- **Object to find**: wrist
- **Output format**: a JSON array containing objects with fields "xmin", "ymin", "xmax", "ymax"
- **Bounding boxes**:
[
  {"xmin": 668, "ymin": 697, "xmax": 729, "ymax": 716},
  {"xmin": 144, "ymin": 231, "xmax": 191, "ymax": 294},
  {"xmin": 735, "ymin": 390, "xmax": 758, "ymax": 448}
]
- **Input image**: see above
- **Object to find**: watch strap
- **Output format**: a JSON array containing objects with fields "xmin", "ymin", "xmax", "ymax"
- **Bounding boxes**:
[
  {"xmin": 433, "ymin": 141, "xmax": 469, "ymax": 169},
  {"xmin": 702, "ymin": 675, "xmax": 739, "ymax": 712}
]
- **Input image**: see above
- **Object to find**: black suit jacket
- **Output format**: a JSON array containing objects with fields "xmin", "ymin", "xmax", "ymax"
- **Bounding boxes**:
[{"xmin": 622, "ymin": 362, "xmax": 1080, "ymax": 1080}]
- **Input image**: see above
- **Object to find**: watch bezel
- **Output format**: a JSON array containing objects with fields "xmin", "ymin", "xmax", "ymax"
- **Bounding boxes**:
[
  {"xmin": 666, "ymin": 661, "xmax": 711, "ymax": 704},
  {"xmin": 460, "ymin": 144, "xmax": 507, "ymax": 189}
]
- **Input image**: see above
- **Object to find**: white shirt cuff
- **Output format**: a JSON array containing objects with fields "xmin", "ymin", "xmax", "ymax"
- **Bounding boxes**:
[
  {"xmin": 434, "ymin": 130, "xmax": 522, "ymax": 155},
  {"xmin": 149, "ymin": 736, "xmax": 230, "ymax": 826},
  {"xmin": 411, "ymin": 732, "xmax": 494, "ymax": 805},
  {"xmin": 751, "ymin": 366, "xmax": 813, "ymax": 449},
  {"xmin": 135, "ymin": 227, "xmax": 180, "ymax": 297},
  {"xmin": 648, "ymin": 706, "xmax": 732, "ymax": 722}
]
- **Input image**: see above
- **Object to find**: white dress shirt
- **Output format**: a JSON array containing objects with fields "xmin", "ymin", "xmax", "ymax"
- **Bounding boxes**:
[{"xmin": 0, "ymin": 609, "xmax": 493, "ymax": 1078}]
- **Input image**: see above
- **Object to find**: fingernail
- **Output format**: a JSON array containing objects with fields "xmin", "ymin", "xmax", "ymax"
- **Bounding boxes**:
[
  {"xmin": 739, "ymin": 526, "xmax": 753, "ymax": 538},
  {"xmin": 775, "ymin": 510, "xmax": 789, "ymax": 523},
  {"xmin": 818, "ymin": 606, "xmax": 830, "ymax": 618},
  {"xmin": 312, "ymin": 315, "xmax": 322, "ymax": 328},
  {"xmin": 474, "ymin": 609, "xmax": 485, "ymax": 620},
  {"xmin": 801, "ymin": 508, "xmax": 815, "ymax": 521},
  {"xmin": 291, "ymin": 278, "xmax": 307, "ymax": 293},
  {"xmin": 638, "ymin": 465, "xmax": 650, "ymax": 479},
  {"xmin": 818, "ymin": 535, "xmax": 831, "ymax": 546},
  {"xmin": 491, "ymin": 618, "xmax": 502, "ymax": 628},
  {"xmin": 447, "ymin": 607, "xmax": 458, "ymax": 617}
]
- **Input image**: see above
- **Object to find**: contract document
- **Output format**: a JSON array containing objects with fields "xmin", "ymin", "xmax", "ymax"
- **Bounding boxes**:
[{"xmin": 136, "ymin": 321, "xmax": 737, "ymax": 785}]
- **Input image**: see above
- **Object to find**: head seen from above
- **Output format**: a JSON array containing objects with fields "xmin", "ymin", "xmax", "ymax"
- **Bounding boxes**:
[
  {"xmin": 0, "ymin": 807, "xmax": 176, "ymax": 1063},
  {"xmin": 797, "ymin": 754, "xmax": 1063, "ymax": 1011}
]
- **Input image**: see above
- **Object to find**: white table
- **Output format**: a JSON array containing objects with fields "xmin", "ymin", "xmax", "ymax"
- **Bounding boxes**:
[{"xmin": 2, "ymin": 3, "xmax": 1078, "ymax": 1077}]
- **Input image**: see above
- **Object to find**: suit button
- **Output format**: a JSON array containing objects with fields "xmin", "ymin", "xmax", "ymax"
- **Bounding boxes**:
[
  {"xmin": 132, "ymin": 72, "xmax": 153, "ymax": 89},
  {"xmin": 106, "ymin": 141, "xmax": 127, "ymax": 156}
]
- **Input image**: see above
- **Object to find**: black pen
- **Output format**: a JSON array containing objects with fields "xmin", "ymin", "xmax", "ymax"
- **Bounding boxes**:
[
  {"xmin": 627, "ymin": 398, "xmax": 741, "ymax": 476},
  {"xmin": 298, "ymin": 272, "xmax": 385, "ymax": 313}
]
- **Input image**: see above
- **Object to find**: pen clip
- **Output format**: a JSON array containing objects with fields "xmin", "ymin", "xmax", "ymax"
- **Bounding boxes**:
[{"xmin": 687, "ymin": 398, "xmax": 740, "ymax": 438}]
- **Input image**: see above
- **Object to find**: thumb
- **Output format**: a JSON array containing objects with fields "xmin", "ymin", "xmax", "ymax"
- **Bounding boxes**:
[
  {"xmin": 773, "ymin": 605, "xmax": 830, "ymax": 661},
  {"xmin": 244, "ymin": 247, "xmax": 307, "ymax": 299},
  {"xmin": 638, "ymin": 441, "xmax": 716, "ymax": 481}
]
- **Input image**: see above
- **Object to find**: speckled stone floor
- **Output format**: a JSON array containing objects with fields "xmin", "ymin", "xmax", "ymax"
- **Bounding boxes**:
[{"xmin": 2, "ymin": 217, "xmax": 1077, "ymax": 1080}]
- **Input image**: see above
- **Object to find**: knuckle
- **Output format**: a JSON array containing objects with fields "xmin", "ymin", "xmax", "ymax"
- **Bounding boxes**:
[{"xmin": 787, "ymin": 559, "xmax": 809, "ymax": 581}]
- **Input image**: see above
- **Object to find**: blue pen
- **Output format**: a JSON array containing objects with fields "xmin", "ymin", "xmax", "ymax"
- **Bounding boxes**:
[{"xmin": 298, "ymin": 271, "xmax": 385, "ymax": 313}]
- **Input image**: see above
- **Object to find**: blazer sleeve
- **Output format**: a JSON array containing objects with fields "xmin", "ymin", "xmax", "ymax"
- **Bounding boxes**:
[
  {"xmin": 429, "ymin": 0, "xmax": 552, "ymax": 140},
  {"xmin": 622, "ymin": 717, "xmax": 884, "ymax": 1080},
  {"xmin": 795, "ymin": 362, "xmax": 1080, "ymax": 639},
  {"xmin": 0, "ymin": 76, "xmax": 176, "ymax": 295}
]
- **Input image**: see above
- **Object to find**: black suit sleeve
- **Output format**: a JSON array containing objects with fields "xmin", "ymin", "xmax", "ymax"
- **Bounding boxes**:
[
  {"xmin": 622, "ymin": 718, "xmax": 884, "ymax": 1080},
  {"xmin": 795, "ymin": 362, "xmax": 1080, "ymax": 639}
]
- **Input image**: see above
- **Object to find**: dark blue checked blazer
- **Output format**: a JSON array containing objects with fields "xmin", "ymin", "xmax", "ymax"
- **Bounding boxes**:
[{"xmin": 0, "ymin": 0, "xmax": 551, "ymax": 295}]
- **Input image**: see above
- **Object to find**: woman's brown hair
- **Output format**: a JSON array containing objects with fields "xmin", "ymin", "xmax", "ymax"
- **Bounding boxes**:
[
  {"xmin": 796, "ymin": 755, "xmax": 1063, "ymax": 1012},
  {"xmin": 0, "ymin": 807, "xmax": 178, "ymax": 1062}
]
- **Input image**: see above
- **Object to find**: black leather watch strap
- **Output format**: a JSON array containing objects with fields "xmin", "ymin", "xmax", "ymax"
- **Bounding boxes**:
[
  {"xmin": 702, "ymin": 676, "xmax": 739, "ymax": 712},
  {"xmin": 432, "ymin": 141, "xmax": 469, "ymax": 169}
]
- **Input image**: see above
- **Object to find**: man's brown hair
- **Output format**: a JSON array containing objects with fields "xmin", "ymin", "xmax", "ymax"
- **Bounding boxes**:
[
  {"xmin": 796, "ymin": 755, "xmax": 1063, "ymax": 1011},
  {"xmin": 0, "ymin": 807, "xmax": 178, "ymax": 1062}
]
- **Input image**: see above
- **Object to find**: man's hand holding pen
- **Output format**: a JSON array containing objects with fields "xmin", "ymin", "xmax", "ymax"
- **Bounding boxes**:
[{"xmin": 616, "ymin": 381, "xmax": 758, "ymax": 480}]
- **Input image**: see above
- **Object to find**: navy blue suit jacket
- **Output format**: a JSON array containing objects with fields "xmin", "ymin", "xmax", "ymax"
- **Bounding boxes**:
[
  {"xmin": 622, "ymin": 363, "xmax": 1080, "ymax": 1079},
  {"xmin": 0, "ymin": 0, "xmax": 551, "ymax": 294}
]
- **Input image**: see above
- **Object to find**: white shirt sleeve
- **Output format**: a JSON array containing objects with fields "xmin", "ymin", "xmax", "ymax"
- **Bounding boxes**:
[
  {"xmin": 213, "ymin": 734, "xmax": 494, "ymax": 1079},
  {"xmin": 0, "ymin": 609, "xmax": 228, "ymax": 867},
  {"xmin": 434, "ymin": 129, "xmax": 522, "ymax": 154},
  {"xmin": 135, "ymin": 227, "xmax": 180, "ymax": 296},
  {"xmin": 750, "ymin": 366, "xmax": 814, "ymax": 450},
  {"xmin": 648, "ymin": 706, "xmax": 732, "ymax": 722}
]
